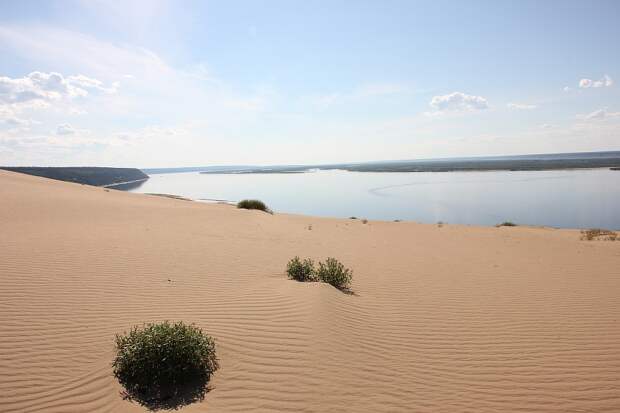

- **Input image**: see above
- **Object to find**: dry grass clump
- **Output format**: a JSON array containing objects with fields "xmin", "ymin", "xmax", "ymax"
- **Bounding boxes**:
[{"xmin": 580, "ymin": 228, "xmax": 618, "ymax": 241}]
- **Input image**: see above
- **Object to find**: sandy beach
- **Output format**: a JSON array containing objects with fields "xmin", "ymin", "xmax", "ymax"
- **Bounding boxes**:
[{"xmin": 1, "ymin": 169, "xmax": 619, "ymax": 412}]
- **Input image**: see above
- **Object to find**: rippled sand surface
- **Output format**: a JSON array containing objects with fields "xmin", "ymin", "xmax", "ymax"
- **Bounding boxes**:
[{"xmin": 1, "ymin": 170, "xmax": 619, "ymax": 412}]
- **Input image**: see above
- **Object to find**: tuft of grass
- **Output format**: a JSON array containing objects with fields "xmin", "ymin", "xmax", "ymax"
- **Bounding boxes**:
[
  {"xmin": 237, "ymin": 199, "xmax": 271, "ymax": 213},
  {"xmin": 581, "ymin": 228, "xmax": 618, "ymax": 241},
  {"xmin": 113, "ymin": 321, "xmax": 219, "ymax": 409},
  {"xmin": 496, "ymin": 221, "xmax": 517, "ymax": 227},
  {"xmin": 286, "ymin": 256, "xmax": 317, "ymax": 282},
  {"xmin": 317, "ymin": 257, "xmax": 353, "ymax": 291}
]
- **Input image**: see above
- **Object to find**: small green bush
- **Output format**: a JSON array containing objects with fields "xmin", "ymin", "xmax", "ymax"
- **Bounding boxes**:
[
  {"xmin": 496, "ymin": 221, "xmax": 517, "ymax": 227},
  {"xmin": 237, "ymin": 199, "xmax": 271, "ymax": 213},
  {"xmin": 113, "ymin": 321, "xmax": 219, "ymax": 409},
  {"xmin": 317, "ymin": 257, "xmax": 352, "ymax": 290},
  {"xmin": 287, "ymin": 256, "xmax": 317, "ymax": 282}
]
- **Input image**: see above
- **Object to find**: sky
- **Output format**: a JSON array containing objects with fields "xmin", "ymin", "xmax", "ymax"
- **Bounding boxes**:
[{"xmin": 0, "ymin": 0, "xmax": 619, "ymax": 167}]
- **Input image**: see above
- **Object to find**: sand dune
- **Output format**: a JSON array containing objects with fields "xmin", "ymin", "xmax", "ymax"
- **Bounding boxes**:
[{"xmin": 1, "ymin": 169, "xmax": 619, "ymax": 412}]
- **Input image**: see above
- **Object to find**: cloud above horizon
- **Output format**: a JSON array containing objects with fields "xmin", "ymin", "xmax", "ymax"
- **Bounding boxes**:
[
  {"xmin": 429, "ymin": 92, "xmax": 489, "ymax": 113},
  {"xmin": 55, "ymin": 123, "xmax": 76, "ymax": 135},
  {"xmin": 577, "ymin": 108, "xmax": 620, "ymax": 121},
  {"xmin": 579, "ymin": 75, "xmax": 613, "ymax": 89},
  {"xmin": 1, "ymin": 1, "xmax": 619, "ymax": 167},
  {"xmin": 0, "ymin": 71, "xmax": 115, "ymax": 106}
]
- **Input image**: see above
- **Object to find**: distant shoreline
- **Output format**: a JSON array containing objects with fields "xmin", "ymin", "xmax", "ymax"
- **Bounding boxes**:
[
  {"xmin": 0, "ymin": 167, "xmax": 149, "ymax": 187},
  {"xmin": 104, "ymin": 178, "xmax": 149, "ymax": 188},
  {"xmin": 199, "ymin": 164, "xmax": 620, "ymax": 175},
  {"xmin": 142, "ymin": 150, "xmax": 620, "ymax": 175}
]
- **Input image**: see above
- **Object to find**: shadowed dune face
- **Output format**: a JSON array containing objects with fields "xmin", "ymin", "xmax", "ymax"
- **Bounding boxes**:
[{"xmin": 1, "ymin": 169, "xmax": 620, "ymax": 412}]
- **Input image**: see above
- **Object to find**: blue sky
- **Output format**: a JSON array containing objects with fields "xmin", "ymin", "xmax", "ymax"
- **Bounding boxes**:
[{"xmin": 0, "ymin": 0, "xmax": 619, "ymax": 167}]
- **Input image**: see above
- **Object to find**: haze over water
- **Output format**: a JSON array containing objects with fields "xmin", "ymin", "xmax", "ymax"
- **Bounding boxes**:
[{"xmin": 128, "ymin": 168, "xmax": 620, "ymax": 229}]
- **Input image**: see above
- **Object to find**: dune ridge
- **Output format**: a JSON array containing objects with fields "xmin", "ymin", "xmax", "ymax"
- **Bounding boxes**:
[{"xmin": 1, "ymin": 169, "xmax": 619, "ymax": 412}]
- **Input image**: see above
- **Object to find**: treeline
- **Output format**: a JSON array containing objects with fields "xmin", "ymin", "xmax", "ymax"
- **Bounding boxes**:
[{"xmin": 1, "ymin": 167, "xmax": 148, "ymax": 187}]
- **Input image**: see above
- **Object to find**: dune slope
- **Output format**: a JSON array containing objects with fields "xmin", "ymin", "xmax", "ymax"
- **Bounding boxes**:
[{"xmin": 1, "ymin": 170, "xmax": 619, "ymax": 412}]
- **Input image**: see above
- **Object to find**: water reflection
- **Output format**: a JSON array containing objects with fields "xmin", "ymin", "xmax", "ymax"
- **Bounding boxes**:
[{"xmin": 122, "ymin": 169, "xmax": 620, "ymax": 229}]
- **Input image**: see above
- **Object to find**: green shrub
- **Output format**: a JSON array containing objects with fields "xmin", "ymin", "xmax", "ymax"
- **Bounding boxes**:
[
  {"xmin": 237, "ymin": 199, "xmax": 271, "ymax": 213},
  {"xmin": 317, "ymin": 257, "xmax": 352, "ymax": 290},
  {"xmin": 496, "ymin": 221, "xmax": 517, "ymax": 227},
  {"xmin": 113, "ymin": 321, "xmax": 219, "ymax": 409},
  {"xmin": 286, "ymin": 256, "xmax": 316, "ymax": 282}
]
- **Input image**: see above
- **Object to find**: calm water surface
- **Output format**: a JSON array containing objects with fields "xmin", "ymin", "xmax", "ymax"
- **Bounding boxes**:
[{"xmin": 127, "ymin": 169, "xmax": 620, "ymax": 229}]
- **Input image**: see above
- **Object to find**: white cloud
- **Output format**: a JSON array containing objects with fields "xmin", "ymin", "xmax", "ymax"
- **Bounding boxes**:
[
  {"xmin": 541, "ymin": 124, "xmax": 553, "ymax": 129},
  {"xmin": 563, "ymin": 86, "xmax": 571, "ymax": 92},
  {"xmin": 0, "ymin": 72, "xmax": 83, "ymax": 105},
  {"xmin": 579, "ymin": 75, "xmax": 613, "ymax": 88},
  {"xmin": 68, "ymin": 107, "xmax": 88, "ymax": 115},
  {"xmin": 507, "ymin": 102, "xmax": 537, "ymax": 110},
  {"xmin": 0, "ymin": 106, "xmax": 34, "ymax": 129},
  {"xmin": 429, "ymin": 92, "xmax": 489, "ymax": 113},
  {"xmin": 56, "ymin": 123, "xmax": 77, "ymax": 135},
  {"xmin": 1, "ymin": 117, "xmax": 31, "ymax": 127},
  {"xmin": 0, "ymin": 71, "xmax": 117, "ymax": 107},
  {"xmin": 55, "ymin": 123, "xmax": 92, "ymax": 136},
  {"xmin": 577, "ymin": 108, "xmax": 620, "ymax": 121},
  {"xmin": 66, "ymin": 74, "xmax": 119, "ymax": 94},
  {"xmin": 0, "ymin": 25, "xmax": 280, "ymax": 166}
]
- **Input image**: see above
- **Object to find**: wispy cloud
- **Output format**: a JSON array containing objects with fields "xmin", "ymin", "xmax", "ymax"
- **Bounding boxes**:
[
  {"xmin": 427, "ymin": 92, "xmax": 489, "ymax": 115},
  {"xmin": 576, "ymin": 108, "xmax": 620, "ymax": 121},
  {"xmin": 507, "ymin": 102, "xmax": 537, "ymax": 110},
  {"xmin": 579, "ymin": 75, "xmax": 613, "ymax": 88}
]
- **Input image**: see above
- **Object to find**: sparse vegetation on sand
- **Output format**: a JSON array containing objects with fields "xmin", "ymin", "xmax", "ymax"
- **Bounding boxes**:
[
  {"xmin": 317, "ymin": 257, "xmax": 353, "ymax": 290},
  {"xmin": 286, "ymin": 256, "xmax": 317, "ymax": 282},
  {"xmin": 113, "ymin": 321, "xmax": 219, "ymax": 409},
  {"xmin": 286, "ymin": 257, "xmax": 353, "ymax": 291},
  {"xmin": 496, "ymin": 221, "xmax": 517, "ymax": 227},
  {"xmin": 237, "ymin": 199, "xmax": 272, "ymax": 213},
  {"xmin": 581, "ymin": 228, "xmax": 618, "ymax": 241}
]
